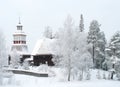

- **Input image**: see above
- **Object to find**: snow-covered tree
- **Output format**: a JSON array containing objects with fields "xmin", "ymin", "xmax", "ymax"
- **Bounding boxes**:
[
  {"xmin": 23, "ymin": 60, "xmax": 29, "ymax": 70},
  {"xmin": 87, "ymin": 20, "xmax": 106, "ymax": 68},
  {"xmin": 0, "ymin": 30, "xmax": 8, "ymax": 85},
  {"xmin": 38, "ymin": 64, "xmax": 49, "ymax": 72},
  {"xmin": 107, "ymin": 31, "xmax": 120, "ymax": 58},
  {"xmin": 10, "ymin": 49, "xmax": 20, "ymax": 68},
  {"xmin": 105, "ymin": 31, "xmax": 120, "ymax": 79},
  {"xmin": 0, "ymin": 30, "xmax": 7, "ymax": 68},
  {"xmin": 85, "ymin": 70, "xmax": 91, "ymax": 80},
  {"xmin": 79, "ymin": 14, "xmax": 84, "ymax": 32},
  {"xmin": 43, "ymin": 26, "xmax": 52, "ymax": 39},
  {"xmin": 87, "ymin": 20, "xmax": 100, "ymax": 67},
  {"xmin": 96, "ymin": 70, "xmax": 101, "ymax": 79},
  {"xmin": 115, "ymin": 61, "xmax": 120, "ymax": 80},
  {"xmin": 103, "ymin": 71, "xmax": 106, "ymax": 79},
  {"xmin": 53, "ymin": 15, "xmax": 92, "ymax": 81},
  {"xmin": 95, "ymin": 32, "xmax": 106, "ymax": 69},
  {"xmin": 71, "ymin": 32, "xmax": 93, "ymax": 81}
]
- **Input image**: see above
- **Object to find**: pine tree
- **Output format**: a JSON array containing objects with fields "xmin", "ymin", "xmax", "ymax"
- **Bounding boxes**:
[
  {"xmin": 95, "ymin": 32, "xmax": 106, "ymax": 69},
  {"xmin": 109, "ymin": 31, "xmax": 120, "ymax": 58},
  {"xmin": 106, "ymin": 31, "xmax": 120, "ymax": 79},
  {"xmin": 115, "ymin": 61, "xmax": 120, "ymax": 80},
  {"xmin": 79, "ymin": 14, "xmax": 84, "ymax": 32},
  {"xmin": 87, "ymin": 20, "xmax": 106, "ymax": 69},
  {"xmin": 87, "ymin": 20, "xmax": 100, "ymax": 67}
]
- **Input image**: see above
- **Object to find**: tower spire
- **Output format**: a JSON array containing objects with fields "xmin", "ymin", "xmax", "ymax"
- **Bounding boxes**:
[
  {"xmin": 19, "ymin": 17, "xmax": 21, "ymax": 24},
  {"xmin": 17, "ymin": 17, "xmax": 22, "ymax": 30}
]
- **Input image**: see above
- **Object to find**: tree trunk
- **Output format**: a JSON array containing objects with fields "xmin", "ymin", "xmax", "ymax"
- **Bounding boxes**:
[
  {"xmin": 81, "ymin": 69, "xmax": 83, "ymax": 80},
  {"xmin": 93, "ymin": 44, "xmax": 95, "ymax": 67},
  {"xmin": 111, "ymin": 64, "xmax": 115, "ymax": 79},
  {"xmin": 68, "ymin": 70, "xmax": 71, "ymax": 81},
  {"xmin": 68, "ymin": 64, "xmax": 71, "ymax": 81},
  {"xmin": 111, "ymin": 72, "xmax": 114, "ymax": 79},
  {"xmin": 68, "ymin": 58, "xmax": 71, "ymax": 81}
]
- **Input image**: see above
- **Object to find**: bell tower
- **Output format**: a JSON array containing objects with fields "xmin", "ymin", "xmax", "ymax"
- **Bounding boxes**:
[{"xmin": 11, "ymin": 19, "xmax": 28, "ymax": 52}]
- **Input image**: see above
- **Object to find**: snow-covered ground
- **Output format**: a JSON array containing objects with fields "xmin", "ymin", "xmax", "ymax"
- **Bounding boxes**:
[
  {"xmin": 1, "ymin": 68, "xmax": 120, "ymax": 87},
  {"xmin": 1, "ymin": 74, "xmax": 120, "ymax": 87}
]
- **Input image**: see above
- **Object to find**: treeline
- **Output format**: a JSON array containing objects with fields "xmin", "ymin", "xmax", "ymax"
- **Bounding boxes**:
[{"xmin": 43, "ymin": 14, "xmax": 120, "ymax": 81}]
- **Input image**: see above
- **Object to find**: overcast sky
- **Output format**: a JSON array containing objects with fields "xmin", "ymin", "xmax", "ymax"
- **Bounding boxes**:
[{"xmin": 0, "ymin": 0, "xmax": 120, "ymax": 52}]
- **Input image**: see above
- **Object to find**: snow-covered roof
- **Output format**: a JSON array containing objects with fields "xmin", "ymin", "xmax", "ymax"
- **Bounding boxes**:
[
  {"xmin": 13, "ymin": 31, "xmax": 26, "ymax": 35},
  {"xmin": 10, "ymin": 50, "xmax": 30, "ymax": 55},
  {"xmin": 11, "ymin": 44, "xmax": 29, "ymax": 55},
  {"xmin": 32, "ymin": 37, "xmax": 55, "ymax": 55}
]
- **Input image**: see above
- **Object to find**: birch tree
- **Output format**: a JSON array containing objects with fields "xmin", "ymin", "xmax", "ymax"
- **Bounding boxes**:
[{"xmin": 53, "ymin": 15, "xmax": 92, "ymax": 81}]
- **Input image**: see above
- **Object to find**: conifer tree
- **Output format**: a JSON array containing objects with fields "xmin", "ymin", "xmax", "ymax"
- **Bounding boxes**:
[
  {"xmin": 95, "ymin": 32, "xmax": 106, "ymax": 68},
  {"xmin": 87, "ymin": 20, "xmax": 106, "ymax": 68},
  {"xmin": 106, "ymin": 31, "xmax": 120, "ymax": 79},
  {"xmin": 79, "ymin": 14, "xmax": 84, "ymax": 32},
  {"xmin": 87, "ymin": 20, "xmax": 100, "ymax": 67}
]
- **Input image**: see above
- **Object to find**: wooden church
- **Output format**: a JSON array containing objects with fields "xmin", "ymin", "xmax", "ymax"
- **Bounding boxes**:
[
  {"xmin": 9, "ymin": 20, "xmax": 30, "ymax": 65},
  {"xmin": 9, "ymin": 20, "xmax": 54, "ymax": 66},
  {"xmin": 31, "ymin": 38, "xmax": 54, "ymax": 66}
]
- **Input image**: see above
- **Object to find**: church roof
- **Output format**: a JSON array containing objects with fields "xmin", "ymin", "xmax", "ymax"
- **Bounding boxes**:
[
  {"xmin": 13, "ymin": 31, "xmax": 26, "ymax": 35},
  {"xmin": 32, "ymin": 37, "xmax": 55, "ymax": 55},
  {"xmin": 11, "ymin": 44, "xmax": 29, "ymax": 53}
]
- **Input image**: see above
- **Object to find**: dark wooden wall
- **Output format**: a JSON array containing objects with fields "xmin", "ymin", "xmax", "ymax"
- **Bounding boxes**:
[
  {"xmin": 8, "ymin": 54, "xmax": 54, "ymax": 66},
  {"xmin": 8, "ymin": 54, "xmax": 31, "ymax": 65},
  {"xmin": 33, "ymin": 54, "xmax": 54, "ymax": 66}
]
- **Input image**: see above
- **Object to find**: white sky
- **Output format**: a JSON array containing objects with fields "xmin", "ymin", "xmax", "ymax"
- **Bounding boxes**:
[{"xmin": 0, "ymin": 0, "xmax": 120, "ymax": 52}]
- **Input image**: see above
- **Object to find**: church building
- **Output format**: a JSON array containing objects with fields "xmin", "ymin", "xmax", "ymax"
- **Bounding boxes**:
[
  {"xmin": 9, "ymin": 19, "xmax": 54, "ymax": 66},
  {"xmin": 11, "ymin": 20, "xmax": 28, "ymax": 52},
  {"xmin": 32, "ymin": 38, "xmax": 54, "ymax": 66},
  {"xmin": 9, "ymin": 20, "xmax": 30, "ymax": 65}
]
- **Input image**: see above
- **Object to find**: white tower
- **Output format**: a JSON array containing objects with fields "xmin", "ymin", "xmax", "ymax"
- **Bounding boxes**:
[{"xmin": 11, "ymin": 20, "xmax": 28, "ymax": 52}]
